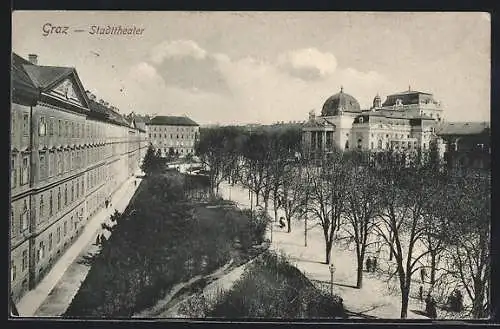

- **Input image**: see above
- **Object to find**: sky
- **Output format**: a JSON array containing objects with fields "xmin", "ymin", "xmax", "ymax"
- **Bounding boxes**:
[{"xmin": 12, "ymin": 11, "xmax": 490, "ymax": 125}]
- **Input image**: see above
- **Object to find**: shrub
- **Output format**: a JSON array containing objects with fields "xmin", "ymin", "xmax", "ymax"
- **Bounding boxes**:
[{"xmin": 209, "ymin": 251, "xmax": 346, "ymax": 319}]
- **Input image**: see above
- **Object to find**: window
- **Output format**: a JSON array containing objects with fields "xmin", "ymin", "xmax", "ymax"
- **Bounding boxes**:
[
  {"xmin": 57, "ymin": 227, "xmax": 61, "ymax": 243},
  {"xmin": 21, "ymin": 156, "xmax": 29, "ymax": 185},
  {"xmin": 423, "ymin": 143, "xmax": 427, "ymax": 150},
  {"xmin": 57, "ymin": 187, "xmax": 61, "ymax": 210},
  {"xmin": 39, "ymin": 152, "xmax": 47, "ymax": 180},
  {"xmin": 11, "ymin": 262, "xmax": 16, "ymax": 282},
  {"xmin": 153, "ymin": 134, "xmax": 156, "ymax": 138},
  {"xmin": 371, "ymin": 142, "xmax": 374, "ymax": 149},
  {"xmin": 64, "ymin": 221, "xmax": 67, "ymax": 236},
  {"xmin": 48, "ymin": 233, "xmax": 53, "ymax": 251},
  {"xmin": 49, "ymin": 191, "xmax": 53, "ymax": 216},
  {"xmin": 23, "ymin": 114, "xmax": 29, "ymax": 136},
  {"xmin": 359, "ymin": 117, "xmax": 364, "ymax": 124},
  {"xmin": 345, "ymin": 141, "xmax": 349, "ymax": 150},
  {"xmin": 37, "ymin": 241, "xmax": 45, "ymax": 261},
  {"xmin": 11, "ymin": 155, "xmax": 17, "ymax": 187},
  {"xmin": 76, "ymin": 181, "xmax": 80, "ymax": 198},
  {"xmin": 64, "ymin": 185, "xmax": 68, "ymax": 205},
  {"xmin": 39, "ymin": 117, "xmax": 47, "ymax": 136},
  {"xmin": 71, "ymin": 122, "xmax": 75, "ymax": 138},
  {"xmin": 49, "ymin": 118, "xmax": 54, "ymax": 136},
  {"xmin": 378, "ymin": 139, "xmax": 382, "ymax": 149},
  {"xmin": 22, "ymin": 250, "xmax": 27, "ymax": 271},
  {"xmin": 20, "ymin": 200, "xmax": 29, "ymax": 232},
  {"xmin": 71, "ymin": 183, "xmax": 74, "ymax": 202},
  {"xmin": 39, "ymin": 194, "xmax": 44, "ymax": 220},
  {"xmin": 81, "ymin": 179, "xmax": 84, "ymax": 195}
]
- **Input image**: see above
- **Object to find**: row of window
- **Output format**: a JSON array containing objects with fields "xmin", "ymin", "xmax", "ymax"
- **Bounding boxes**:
[
  {"xmin": 13, "ymin": 111, "xmax": 138, "ymax": 141},
  {"xmin": 151, "ymin": 126, "xmax": 195, "ymax": 132},
  {"xmin": 11, "ymin": 205, "xmax": 85, "ymax": 283},
  {"xmin": 150, "ymin": 133, "xmax": 196, "ymax": 140},
  {"xmin": 12, "ymin": 166, "xmax": 105, "ymax": 235},
  {"xmin": 10, "ymin": 143, "xmax": 137, "ymax": 188}
]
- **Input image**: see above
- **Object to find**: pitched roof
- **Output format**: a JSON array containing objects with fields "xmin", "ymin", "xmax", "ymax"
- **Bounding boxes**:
[
  {"xmin": 436, "ymin": 122, "xmax": 490, "ymax": 136},
  {"xmin": 23, "ymin": 65, "xmax": 74, "ymax": 90},
  {"xmin": 12, "ymin": 54, "xmax": 39, "ymax": 103},
  {"xmin": 148, "ymin": 116, "xmax": 199, "ymax": 126}
]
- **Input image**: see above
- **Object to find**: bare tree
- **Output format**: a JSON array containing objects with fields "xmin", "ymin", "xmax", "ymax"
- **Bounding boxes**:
[
  {"xmin": 372, "ymin": 156, "xmax": 442, "ymax": 318},
  {"xmin": 279, "ymin": 162, "xmax": 308, "ymax": 233},
  {"xmin": 343, "ymin": 154, "xmax": 382, "ymax": 288},
  {"xmin": 305, "ymin": 150, "xmax": 349, "ymax": 264},
  {"xmin": 445, "ymin": 172, "xmax": 490, "ymax": 319}
]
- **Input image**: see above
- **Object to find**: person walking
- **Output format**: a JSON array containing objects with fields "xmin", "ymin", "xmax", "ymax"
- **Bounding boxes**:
[
  {"xmin": 366, "ymin": 257, "xmax": 372, "ymax": 272},
  {"xmin": 279, "ymin": 217, "xmax": 286, "ymax": 229},
  {"xmin": 105, "ymin": 200, "xmax": 109, "ymax": 208}
]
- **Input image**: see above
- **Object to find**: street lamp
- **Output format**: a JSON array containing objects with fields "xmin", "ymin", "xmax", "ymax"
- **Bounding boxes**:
[{"xmin": 329, "ymin": 263, "xmax": 336, "ymax": 297}]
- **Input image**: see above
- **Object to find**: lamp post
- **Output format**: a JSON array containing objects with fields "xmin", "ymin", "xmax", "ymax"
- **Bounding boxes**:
[{"xmin": 329, "ymin": 263, "xmax": 336, "ymax": 297}]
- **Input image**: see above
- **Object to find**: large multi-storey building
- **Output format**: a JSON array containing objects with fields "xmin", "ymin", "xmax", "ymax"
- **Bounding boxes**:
[
  {"xmin": 10, "ymin": 53, "xmax": 148, "ymax": 302},
  {"xmin": 147, "ymin": 116, "xmax": 200, "ymax": 157},
  {"xmin": 302, "ymin": 87, "xmax": 446, "ymax": 158}
]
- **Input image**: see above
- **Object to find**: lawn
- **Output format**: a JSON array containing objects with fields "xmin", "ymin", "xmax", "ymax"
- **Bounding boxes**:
[{"xmin": 64, "ymin": 171, "xmax": 267, "ymax": 318}]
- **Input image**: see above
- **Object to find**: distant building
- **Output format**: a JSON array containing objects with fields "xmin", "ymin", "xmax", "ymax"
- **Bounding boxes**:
[
  {"xmin": 436, "ymin": 121, "xmax": 490, "ymax": 172},
  {"xmin": 146, "ymin": 116, "xmax": 200, "ymax": 157},
  {"xmin": 302, "ymin": 86, "xmax": 445, "ymax": 159}
]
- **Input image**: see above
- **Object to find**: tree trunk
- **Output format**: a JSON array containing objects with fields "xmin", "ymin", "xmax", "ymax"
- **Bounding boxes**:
[
  {"xmin": 287, "ymin": 216, "xmax": 291, "ymax": 233},
  {"xmin": 264, "ymin": 194, "xmax": 270, "ymax": 214},
  {"xmin": 356, "ymin": 260, "xmax": 363, "ymax": 289},
  {"xmin": 325, "ymin": 241, "xmax": 333, "ymax": 264},
  {"xmin": 400, "ymin": 286, "xmax": 410, "ymax": 319},
  {"xmin": 389, "ymin": 233, "xmax": 394, "ymax": 261},
  {"xmin": 472, "ymin": 279, "xmax": 486, "ymax": 319},
  {"xmin": 273, "ymin": 197, "xmax": 278, "ymax": 222},
  {"xmin": 430, "ymin": 250, "xmax": 437, "ymax": 289}
]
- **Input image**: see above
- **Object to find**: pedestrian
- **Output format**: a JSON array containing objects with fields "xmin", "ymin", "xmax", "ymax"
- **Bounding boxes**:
[
  {"xmin": 96, "ymin": 234, "xmax": 101, "ymax": 245},
  {"xmin": 372, "ymin": 257, "xmax": 378, "ymax": 272},
  {"xmin": 420, "ymin": 267, "xmax": 427, "ymax": 283},
  {"xmin": 428, "ymin": 297, "xmax": 437, "ymax": 319},
  {"xmin": 134, "ymin": 180, "xmax": 137, "ymax": 187},
  {"xmin": 105, "ymin": 200, "xmax": 109, "ymax": 208},
  {"xmin": 366, "ymin": 257, "xmax": 372, "ymax": 272},
  {"xmin": 279, "ymin": 216, "xmax": 286, "ymax": 229},
  {"xmin": 419, "ymin": 285, "xmax": 423, "ymax": 302}
]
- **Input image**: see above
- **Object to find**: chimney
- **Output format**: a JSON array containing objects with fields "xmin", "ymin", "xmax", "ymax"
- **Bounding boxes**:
[{"xmin": 28, "ymin": 54, "xmax": 38, "ymax": 65}]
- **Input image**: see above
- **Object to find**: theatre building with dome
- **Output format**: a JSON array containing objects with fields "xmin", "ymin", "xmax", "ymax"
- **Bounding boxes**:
[{"xmin": 302, "ymin": 86, "xmax": 446, "ymax": 159}]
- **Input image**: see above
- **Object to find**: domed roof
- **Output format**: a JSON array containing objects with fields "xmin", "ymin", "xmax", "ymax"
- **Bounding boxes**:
[{"xmin": 321, "ymin": 87, "xmax": 361, "ymax": 116}]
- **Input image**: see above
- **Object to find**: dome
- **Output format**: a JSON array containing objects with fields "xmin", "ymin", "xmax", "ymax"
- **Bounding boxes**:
[{"xmin": 321, "ymin": 87, "xmax": 361, "ymax": 117}]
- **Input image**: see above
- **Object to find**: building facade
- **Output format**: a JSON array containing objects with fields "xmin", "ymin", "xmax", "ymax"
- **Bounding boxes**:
[
  {"xmin": 436, "ymin": 121, "xmax": 490, "ymax": 172},
  {"xmin": 10, "ymin": 53, "xmax": 148, "ymax": 302},
  {"xmin": 302, "ymin": 87, "xmax": 446, "ymax": 159},
  {"xmin": 147, "ymin": 116, "xmax": 200, "ymax": 157}
]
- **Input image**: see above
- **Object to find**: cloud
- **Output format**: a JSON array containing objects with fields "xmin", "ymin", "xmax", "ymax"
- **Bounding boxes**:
[
  {"xmin": 148, "ymin": 40, "xmax": 231, "ymax": 94},
  {"xmin": 119, "ymin": 41, "xmax": 392, "ymax": 124},
  {"xmin": 277, "ymin": 48, "xmax": 338, "ymax": 80},
  {"xmin": 150, "ymin": 40, "xmax": 207, "ymax": 64}
]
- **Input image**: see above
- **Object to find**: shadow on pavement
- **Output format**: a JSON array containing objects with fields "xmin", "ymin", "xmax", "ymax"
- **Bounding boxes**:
[{"xmin": 411, "ymin": 309, "xmax": 430, "ymax": 317}]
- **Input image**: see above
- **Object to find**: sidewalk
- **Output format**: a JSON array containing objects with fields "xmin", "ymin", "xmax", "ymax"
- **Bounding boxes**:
[
  {"xmin": 16, "ymin": 175, "xmax": 142, "ymax": 317},
  {"xmin": 218, "ymin": 182, "xmax": 430, "ymax": 319}
]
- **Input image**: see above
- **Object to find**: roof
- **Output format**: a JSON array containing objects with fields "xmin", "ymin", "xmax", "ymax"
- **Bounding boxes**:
[
  {"xmin": 436, "ymin": 122, "xmax": 490, "ymax": 136},
  {"xmin": 382, "ymin": 89, "xmax": 437, "ymax": 107},
  {"xmin": 321, "ymin": 87, "xmax": 361, "ymax": 117},
  {"xmin": 23, "ymin": 65, "xmax": 74, "ymax": 90},
  {"xmin": 12, "ymin": 54, "xmax": 39, "ymax": 103},
  {"xmin": 147, "ymin": 116, "xmax": 199, "ymax": 126}
]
